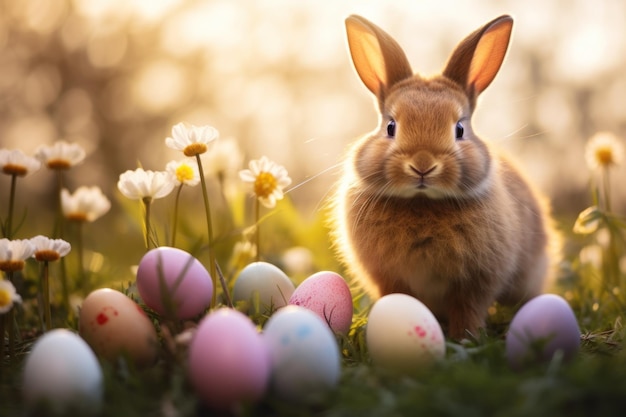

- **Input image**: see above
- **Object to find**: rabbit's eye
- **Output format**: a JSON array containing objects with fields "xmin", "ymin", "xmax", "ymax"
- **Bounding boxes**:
[
  {"xmin": 386, "ymin": 119, "xmax": 396, "ymax": 138},
  {"xmin": 455, "ymin": 121, "xmax": 464, "ymax": 140}
]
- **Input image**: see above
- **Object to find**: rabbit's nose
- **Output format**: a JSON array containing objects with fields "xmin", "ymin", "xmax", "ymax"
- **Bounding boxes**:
[{"xmin": 409, "ymin": 164, "xmax": 437, "ymax": 177}]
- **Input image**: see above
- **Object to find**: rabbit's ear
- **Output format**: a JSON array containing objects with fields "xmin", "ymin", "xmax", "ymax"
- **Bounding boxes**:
[
  {"xmin": 443, "ymin": 15, "xmax": 513, "ymax": 98},
  {"xmin": 345, "ymin": 15, "xmax": 413, "ymax": 100}
]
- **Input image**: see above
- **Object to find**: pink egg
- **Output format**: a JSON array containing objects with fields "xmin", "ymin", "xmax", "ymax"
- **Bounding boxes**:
[
  {"xmin": 188, "ymin": 308, "xmax": 270, "ymax": 411},
  {"xmin": 506, "ymin": 294, "xmax": 580, "ymax": 370},
  {"xmin": 288, "ymin": 271, "xmax": 353, "ymax": 333},
  {"xmin": 136, "ymin": 247, "xmax": 213, "ymax": 319}
]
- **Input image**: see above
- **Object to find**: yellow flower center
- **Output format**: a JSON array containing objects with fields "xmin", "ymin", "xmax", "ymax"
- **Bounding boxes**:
[
  {"xmin": 0, "ymin": 288, "xmax": 11, "ymax": 308},
  {"xmin": 47, "ymin": 159, "xmax": 72, "ymax": 170},
  {"xmin": 35, "ymin": 250, "xmax": 61, "ymax": 262},
  {"xmin": 175, "ymin": 164, "xmax": 194, "ymax": 183},
  {"xmin": 0, "ymin": 260, "xmax": 25, "ymax": 273},
  {"xmin": 183, "ymin": 143, "xmax": 207, "ymax": 157},
  {"xmin": 2, "ymin": 164, "xmax": 28, "ymax": 176},
  {"xmin": 254, "ymin": 172, "xmax": 277, "ymax": 199},
  {"xmin": 595, "ymin": 147, "xmax": 615, "ymax": 166}
]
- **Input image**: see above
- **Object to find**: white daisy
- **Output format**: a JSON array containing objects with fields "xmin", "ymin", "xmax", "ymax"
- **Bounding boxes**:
[
  {"xmin": 239, "ymin": 156, "xmax": 292, "ymax": 208},
  {"xmin": 165, "ymin": 122, "xmax": 219, "ymax": 157},
  {"xmin": 0, "ymin": 149, "xmax": 41, "ymax": 177},
  {"xmin": 0, "ymin": 238, "xmax": 36, "ymax": 272},
  {"xmin": 166, "ymin": 159, "xmax": 201, "ymax": 187},
  {"xmin": 30, "ymin": 235, "xmax": 71, "ymax": 262},
  {"xmin": 0, "ymin": 279, "xmax": 22, "ymax": 314},
  {"xmin": 61, "ymin": 186, "xmax": 111, "ymax": 222},
  {"xmin": 585, "ymin": 132, "xmax": 624, "ymax": 170},
  {"xmin": 35, "ymin": 140, "xmax": 86, "ymax": 170},
  {"xmin": 117, "ymin": 168, "xmax": 176, "ymax": 201}
]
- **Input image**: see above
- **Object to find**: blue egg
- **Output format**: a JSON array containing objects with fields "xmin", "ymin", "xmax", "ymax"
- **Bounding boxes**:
[{"xmin": 262, "ymin": 306, "xmax": 341, "ymax": 404}]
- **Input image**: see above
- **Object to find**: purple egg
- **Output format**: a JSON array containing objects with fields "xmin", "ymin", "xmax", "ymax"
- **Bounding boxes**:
[
  {"xmin": 506, "ymin": 294, "xmax": 580, "ymax": 369},
  {"xmin": 188, "ymin": 308, "xmax": 270, "ymax": 411},
  {"xmin": 136, "ymin": 247, "xmax": 213, "ymax": 319}
]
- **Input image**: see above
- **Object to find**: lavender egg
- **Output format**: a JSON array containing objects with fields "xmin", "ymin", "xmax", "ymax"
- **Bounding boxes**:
[
  {"xmin": 506, "ymin": 294, "xmax": 580, "ymax": 369},
  {"xmin": 136, "ymin": 246, "xmax": 213, "ymax": 319}
]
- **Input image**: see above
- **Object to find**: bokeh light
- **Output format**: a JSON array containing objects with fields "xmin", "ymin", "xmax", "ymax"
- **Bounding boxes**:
[{"xmin": 1, "ymin": 0, "xmax": 625, "ymax": 221}]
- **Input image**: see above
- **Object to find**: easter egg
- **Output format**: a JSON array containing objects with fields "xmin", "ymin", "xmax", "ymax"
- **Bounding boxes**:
[
  {"xmin": 263, "ymin": 305, "xmax": 341, "ymax": 404},
  {"xmin": 136, "ymin": 246, "xmax": 213, "ymax": 319},
  {"xmin": 233, "ymin": 262, "xmax": 295, "ymax": 314},
  {"xmin": 188, "ymin": 308, "xmax": 270, "ymax": 411},
  {"xmin": 22, "ymin": 329, "xmax": 103, "ymax": 415},
  {"xmin": 289, "ymin": 271, "xmax": 353, "ymax": 333},
  {"xmin": 79, "ymin": 288, "xmax": 158, "ymax": 367},
  {"xmin": 366, "ymin": 293, "xmax": 445, "ymax": 373},
  {"xmin": 506, "ymin": 294, "xmax": 580, "ymax": 369}
]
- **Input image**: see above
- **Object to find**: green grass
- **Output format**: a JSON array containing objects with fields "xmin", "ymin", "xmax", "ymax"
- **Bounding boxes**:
[
  {"xmin": 2, "ymin": 279, "xmax": 626, "ymax": 416},
  {"xmin": 2, "ymin": 138, "xmax": 626, "ymax": 416}
]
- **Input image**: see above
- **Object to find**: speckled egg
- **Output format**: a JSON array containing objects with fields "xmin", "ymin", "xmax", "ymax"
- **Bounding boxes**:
[
  {"xmin": 188, "ymin": 308, "xmax": 271, "ymax": 411},
  {"xmin": 506, "ymin": 294, "xmax": 580, "ymax": 369},
  {"xmin": 79, "ymin": 288, "xmax": 158, "ymax": 367},
  {"xmin": 263, "ymin": 305, "xmax": 341, "ymax": 404},
  {"xmin": 22, "ymin": 329, "xmax": 103, "ymax": 415},
  {"xmin": 289, "ymin": 271, "xmax": 353, "ymax": 333},
  {"xmin": 366, "ymin": 293, "xmax": 445, "ymax": 373},
  {"xmin": 233, "ymin": 262, "xmax": 295, "ymax": 314},
  {"xmin": 136, "ymin": 246, "xmax": 213, "ymax": 319}
]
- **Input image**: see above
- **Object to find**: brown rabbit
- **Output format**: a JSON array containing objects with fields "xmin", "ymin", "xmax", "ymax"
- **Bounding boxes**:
[{"xmin": 331, "ymin": 14, "xmax": 558, "ymax": 339}]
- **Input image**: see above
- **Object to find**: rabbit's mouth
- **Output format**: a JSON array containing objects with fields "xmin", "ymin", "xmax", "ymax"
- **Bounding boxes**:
[{"xmin": 416, "ymin": 181, "xmax": 428, "ymax": 190}]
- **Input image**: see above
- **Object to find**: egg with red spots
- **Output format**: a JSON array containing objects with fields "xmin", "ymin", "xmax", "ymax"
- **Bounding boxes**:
[
  {"xmin": 288, "ymin": 271, "xmax": 353, "ymax": 333},
  {"xmin": 506, "ymin": 294, "xmax": 580, "ymax": 370},
  {"xmin": 136, "ymin": 246, "xmax": 213, "ymax": 319},
  {"xmin": 366, "ymin": 293, "xmax": 445, "ymax": 373},
  {"xmin": 79, "ymin": 288, "xmax": 158, "ymax": 367}
]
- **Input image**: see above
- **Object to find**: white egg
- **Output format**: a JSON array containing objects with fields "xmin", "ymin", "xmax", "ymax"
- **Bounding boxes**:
[
  {"xmin": 22, "ymin": 329, "xmax": 103, "ymax": 415},
  {"xmin": 506, "ymin": 294, "xmax": 580, "ymax": 369},
  {"xmin": 263, "ymin": 305, "xmax": 341, "ymax": 404},
  {"xmin": 233, "ymin": 262, "xmax": 295, "ymax": 314},
  {"xmin": 366, "ymin": 293, "xmax": 445, "ymax": 373}
]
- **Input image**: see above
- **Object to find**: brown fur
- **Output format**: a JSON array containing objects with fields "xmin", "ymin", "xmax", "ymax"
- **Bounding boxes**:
[{"xmin": 330, "ymin": 15, "xmax": 558, "ymax": 339}]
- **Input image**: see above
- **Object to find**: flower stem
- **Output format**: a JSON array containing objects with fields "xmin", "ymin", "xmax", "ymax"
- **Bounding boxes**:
[
  {"xmin": 55, "ymin": 171, "xmax": 70, "ymax": 313},
  {"xmin": 6, "ymin": 271, "xmax": 16, "ymax": 358},
  {"xmin": 0, "ymin": 314, "xmax": 5, "ymax": 372},
  {"xmin": 195, "ymin": 155, "xmax": 217, "ymax": 308},
  {"xmin": 255, "ymin": 198, "xmax": 261, "ymax": 262},
  {"xmin": 143, "ymin": 197, "xmax": 153, "ymax": 250},
  {"xmin": 4, "ymin": 173, "xmax": 17, "ymax": 239},
  {"xmin": 8, "ymin": 307, "xmax": 14, "ymax": 360},
  {"xmin": 171, "ymin": 185, "xmax": 183, "ymax": 247},
  {"xmin": 42, "ymin": 261, "xmax": 52, "ymax": 331},
  {"xmin": 77, "ymin": 222, "xmax": 87, "ymax": 291},
  {"xmin": 602, "ymin": 166, "xmax": 612, "ymax": 213},
  {"xmin": 215, "ymin": 261, "xmax": 233, "ymax": 308}
]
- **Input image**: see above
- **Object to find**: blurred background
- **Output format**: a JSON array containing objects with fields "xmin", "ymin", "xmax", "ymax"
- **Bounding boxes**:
[{"xmin": 1, "ymin": 0, "xmax": 625, "ymax": 272}]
